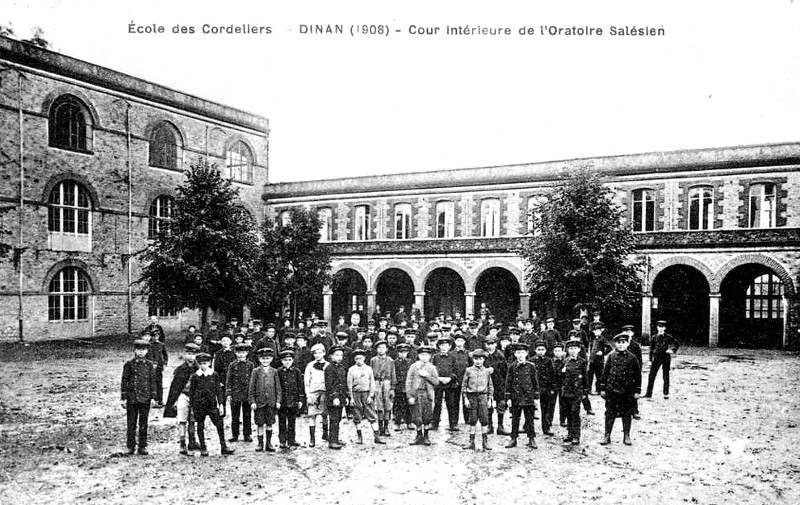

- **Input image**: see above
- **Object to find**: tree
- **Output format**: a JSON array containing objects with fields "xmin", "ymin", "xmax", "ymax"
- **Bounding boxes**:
[
  {"xmin": 521, "ymin": 166, "xmax": 643, "ymax": 320},
  {"xmin": 22, "ymin": 27, "xmax": 50, "ymax": 49},
  {"xmin": 139, "ymin": 160, "xmax": 259, "ymax": 322},
  {"xmin": 252, "ymin": 207, "xmax": 332, "ymax": 321}
]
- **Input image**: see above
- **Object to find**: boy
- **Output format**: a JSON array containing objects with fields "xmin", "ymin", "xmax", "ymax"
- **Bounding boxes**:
[
  {"xmin": 560, "ymin": 340, "xmax": 588, "ymax": 446},
  {"xmin": 214, "ymin": 335, "xmax": 236, "ymax": 388},
  {"xmin": 277, "ymin": 349, "xmax": 305, "ymax": 449},
  {"xmin": 325, "ymin": 346, "xmax": 350, "ymax": 449},
  {"xmin": 621, "ymin": 324, "xmax": 643, "ymax": 419},
  {"xmin": 504, "ymin": 343, "xmax": 540, "ymax": 449},
  {"xmin": 600, "ymin": 333, "xmax": 641, "ymax": 446},
  {"xmin": 452, "ymin": 333, "xmax": 472, "ymax": 428},
  {"xmin": 143, "ymin": 330, "xmax": 168, "ymax": 407},
  {"xmin": 386, "ymin": 330, "xmax": 400, "ymax": 360},
  {"xmin": 461, "ymin": 349, "xmax": 494, "ymax": 450},
  {"xmin": 587, "ymin": 322, "xmax": 612, "ymax": 394},
  {"xmin": 550, "ymin": 342, "xmax": 567, "ymax": 427},
  {"xmin": 531, "ymin": 341, "xmax": 556, "ymax": 436},
  {"xmin": 393, "ymin": 343, "xmax": 414, "ymax": 431},
  {"xmin": 406, "ymin": 345, "xmax": 443, "ymax": 445},
  {"xmin": 644, "ymin": 320, "xmax": 679, "ymax": 399},
  {"xmin": 348, "ymin": 348, "xmax": 386, "ymax": 445},
  {"xmin": 360, "ymin": 334, "xmax": 377, "ymax": 362},
  {"xmin": 542, "ymin": 318, "xmax": 562, "ymax": 357},
  {"xmin": 164, "ymin": 342, "xmax": 200, "ymax": 455},
  {"xmin": 483, "ymin": 335, "xmax": 508, "ymax": 435},
  {"xmin": 189, "ymin": 353, "xmax": 235, "ymax": 456},
  {"xmin": 249, "ymin": 348, "xmax": 282, "ymax": 452},
  {"xmin": 226, "ymin": 343, "xmax": 254, "ymax": 443},
  {"xmin": 294, "ymin": 334, "xmax": 313, "ymax": 375},
  {"xmin": 335, "ymin": 331, "xmax": 354, "ymax": 369},
  {"xmin": 120, "ymin": 339, "xmax": 157, "ymax": 455},
  {"xmin": 370, "ymin": 340, "xmax": 396, "ymax": 436},
  {"xmin": 431, "ymin": 336, "xmax": 460, "ymax": 431},
  {"xmin": 304, "ymin": 343, "xmax": 328, "ymax": 447}
]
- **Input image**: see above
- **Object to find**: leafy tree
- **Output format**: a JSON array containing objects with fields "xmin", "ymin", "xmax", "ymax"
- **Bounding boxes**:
[
  {"xmin": 22, "ymin": 26, "xmax": 50, "ymax": 49},
  {"xmin": 252, "ymin": 207, "xmax": 332, "ymax": 320},
  {"xmin": 0, "ymin": 23, "xmax": 15, "ymax": 38},
  {"xmin": 521, "ymin": 166, "xmax": 643, "ymax": 320},
  {"xmin": 139, "ymin": 160, "xmax": 259, "ymax": 322}
]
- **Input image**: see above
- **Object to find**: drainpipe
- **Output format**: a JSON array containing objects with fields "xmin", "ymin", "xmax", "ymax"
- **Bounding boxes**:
[
  {"xmin": 17, "ymin": 72, "xmax": 24, "ymax": 342},
  {"xmin": 126, "ymin": 102, "xmax": 132, "ymax": 334}
]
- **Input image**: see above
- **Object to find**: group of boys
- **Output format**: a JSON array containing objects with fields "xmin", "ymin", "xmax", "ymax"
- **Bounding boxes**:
[{"xmin": 123, "ymin": 312, "xmax": 678, "ymax": 456}]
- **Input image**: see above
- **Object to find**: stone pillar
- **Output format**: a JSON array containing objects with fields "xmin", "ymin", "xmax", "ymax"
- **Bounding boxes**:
[
  {"xmin": 641, "ymin": 293, "xmax": 652, "ymax": 338},
  {"xmin": 708, "ymin": 292, "xmax": 721, "ymax": 348},
  {"xmin": 323, "ymin": 287, "xmax": 333, "ymax": 325},
  {"xmin": 366, "ymin": 291, "xmax": 376, "ymax": 319},
  {"xmin": 414, "ymin": 291, "xmax": 425, "ymax": 318},
  {"xmin": 464, "ymin": 291, "xmax": 476, "ymax": 318},
  {"xmin": 783, "ymin": 296, "xmax": 790, "ymax": 348},
  {"xmin": 519, "ymin": 293, "xmax": 531, "ymax": 319}
]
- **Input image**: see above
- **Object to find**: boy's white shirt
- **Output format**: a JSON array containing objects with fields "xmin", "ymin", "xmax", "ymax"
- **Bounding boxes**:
[{"xmin": 196, "ymin": 368, "xmax": 214, "ymax": 376}]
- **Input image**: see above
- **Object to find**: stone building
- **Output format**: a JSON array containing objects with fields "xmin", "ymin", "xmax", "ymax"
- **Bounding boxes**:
[
  {"xmin": 264, "ymin": 143, "xmax": 800, "ymax": 349},
  {"xmin": 0, "ymin": 37, "xmax": 269, "ymax": 341}
]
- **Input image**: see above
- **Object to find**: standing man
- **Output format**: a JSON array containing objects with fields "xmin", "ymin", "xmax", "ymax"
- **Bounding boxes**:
[{"xmin": 644, "ymin": 320, "xmax": 679, "ymax": 399}]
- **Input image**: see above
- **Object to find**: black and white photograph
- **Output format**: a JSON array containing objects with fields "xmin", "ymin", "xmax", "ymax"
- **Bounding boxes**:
[{"xmin": 1, "ymin": 1, "xmax": 799, "ymax": 503}]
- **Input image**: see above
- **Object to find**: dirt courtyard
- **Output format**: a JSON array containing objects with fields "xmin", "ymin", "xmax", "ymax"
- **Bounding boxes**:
[{"xmin": 1, "ymin": 337, "xmax": 799, "ymax": 505}]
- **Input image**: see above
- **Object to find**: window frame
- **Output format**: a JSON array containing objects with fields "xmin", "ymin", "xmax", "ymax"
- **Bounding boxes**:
[
  {"xmin": 48, "ymin": 267, "xmax": 90, "ymax": 322},
  {"xmin": 318, "ymin": 207, "xmax": 333, "ymax": 242},
  {"xmin": 48, "ymin": 180, "xmax": 91, "ymax": 235},
  {"xmin": 148, "ymin": 195, "xmax": 174, "ymax": 239},
  {"xmin": 632, "ymin": 188, "xmax": 656, "ymax": 232},
  {"xmin": 480, "ymin": 198, "xmax": 501, "ymax": 238},
  {"xmin": 48, "ymin": 95, "xmax": 93, "ymax": 153},
  {"xmin": 688, "ymin": 185, "xmax": 714, "ymax": 230},
  {"xmin": 148, "ymin": 122, "xmax": 182, "ymax": 170},
  {"xmin": 748, "ymin": 183, "xmax": 777, "ymax": 229},
  {"xmin": 745, "ymin": 273, "xmax": 784, "ymax": 319},
  {"xmin": 225, "ymin": 141, "xmax": 254, "ymax": 184},
  {"xmin": 435, "ymin": 200, "xmax": 455, "ymax": 239},
  {"xmin": 354, "ymin": 205, "xmax": 371, "ymax": 241},
  {"xmin": 394, "ymin": 203, "xmax": 413, "ymax": 240}
]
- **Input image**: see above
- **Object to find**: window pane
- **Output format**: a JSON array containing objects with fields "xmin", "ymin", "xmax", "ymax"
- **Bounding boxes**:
[
  {"xmin": 77, "ymin": 209, "xmax": 89, "ymax": 234},
  {"xmin": 63, "ymin": 208, "xmax": 75, "ymax": 233},
  {"xmin": 48, "ymin": 205, "xmax": 60, "ymax": 232},
  {"xmin": 63, "ymin": 295, "xmax": 75, "ymax": 320},
  {"xmin": 63, "ymin": 269, "xmax": 75, "ymax": 293},
  {"xmin": 645, "ymin": 200, "xmax": 655, "ymax": 231},
  {"xmin": 77, "ymin": 295, "xmax": 88, "ymax": 320}
]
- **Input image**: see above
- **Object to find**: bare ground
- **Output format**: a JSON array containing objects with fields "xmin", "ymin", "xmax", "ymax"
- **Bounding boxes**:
[{"xmin": 1, "ymin": 337, "xmax": 799, "ymax": 505}]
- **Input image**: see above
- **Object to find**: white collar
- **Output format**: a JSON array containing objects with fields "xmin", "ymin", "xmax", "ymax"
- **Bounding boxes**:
[{"xmin": 196, "ymin": 368, "xmax": 214, "ymax": 376}]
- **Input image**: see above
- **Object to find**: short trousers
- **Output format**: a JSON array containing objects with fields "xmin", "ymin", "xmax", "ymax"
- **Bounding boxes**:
[
  {"xmin": 255, "ymin": 406, "xmax": 277, "ymax": 426},
  {"xmin": 306, "ymin": 391, "xmax": 328, "ymax": 417},
  {"xmin": 177, "ymin": 393, "xmax": 192, "ymax": 422}
]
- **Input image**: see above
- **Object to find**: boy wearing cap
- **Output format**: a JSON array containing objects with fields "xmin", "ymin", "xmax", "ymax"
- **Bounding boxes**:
[
  {"xmin": 406, "ymin": 345, "xmax": 443, "ymax": 445},
  {"xmin": 249, "ymin": 348, "xmax": 282, "ymax": 452},
  {"xmin": 215, "ymin": 335, "xmax": 236, "ymax": 388},
  {"xmin": 484, "ymin": 336, "xmax": 508, "ymax": 435},
  {"xmin": 432, "ymin": 336, "xmax": 460, "ymax": 431},
  {"xmin": 335, "ymin": 331, "xmax": 354, "ymax": 369},
  {"xmin": 120, "ymin": 339, "xmax": 158, "ymax": 455},
  {"xmin": 226, "ymin": 343, "xmax": 254, "ymax": 443},
  {"xmin": 588, "ymin": 323, "xmax": 613, "ymax": 395},
  {"xmin": 542, "ymin": 318, "xmax": 561, "ymax": 357},
  {"xmin": 504, "ymin": 343, "xmax": 540, "ymax": 449},
  {"xmin": 560, "ymin": 340, "xmax": 589, "ymax": 445},
  {"xmin": 304, "ymin": 343, "xmax": 329, "ymax": 447},
  {"xmin": 189, "ymin": 353, "xmax": 235, "ymax": 456},
  {"xmin": 600, "ymin": 334, "xmax": 641, "ymax": 446},
  {"xmin": 142, "ymin": 331, "xmax": 168, "ymax": 407},
  {"xmin": 550, "ymin": 342, "xmax": 567, "ymax": 427},
  {"xmin": 277, "ymin": 349, "xmax": 305, "ymax": 449},
  {"xmin": 348, "ymin": 349, "xmax": 386, "ymax": 445},
  {"xmin": 644, "ymin": 320, "xmax": 679, "ymax": 399},
  {"xmin": 452, "ymin": 333, "xmax": 472, "ymax": 429},
  {"xmin": 393, "ymin": 343, "xmax": 414, "ymax": 430},
  {"xmin": 370, "ymin": 340, "xmax": 396, "ymax": 437},
  {"xmin": 461, "ymin": 349, "xmax": 494, "ymax": 450},
  {"xmin": 531, "ymin": 341, "xmax": 557, "ymax": 436},
  {"xmin": 325, "ymin": 346, "xmax": 350, "ymax": 449},
  {"xmin": 165, "ymin": 343, "xmax": 201, "ymax": 455},
  {"xmin": 621, "ymin": 324, "xmax": 643, "ymax": 419}
]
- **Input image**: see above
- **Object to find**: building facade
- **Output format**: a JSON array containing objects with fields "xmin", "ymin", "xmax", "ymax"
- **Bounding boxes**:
[
  {"xmin": 264, "ymin": 144, "xmax": 800, "ymax": 349},
  {"xmin": 0, "ymin": 37, "xmax": 269, "ymax": 342}
]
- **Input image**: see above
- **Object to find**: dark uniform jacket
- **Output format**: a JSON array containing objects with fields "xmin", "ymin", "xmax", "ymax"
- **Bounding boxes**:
[
  {"xmin": 589, "ymin": 337, "xmax": 613, "ymax": 364},
  {"xmin": 600, "ymin": 350, "xmax": 642, "ymax": 396},
  {"xmin": 295, "ymin": 347, "xmax": 314, "ymax": 374},
  {"xmin": 393, "ymin": 357, "xmax": 412, "ymax": 393},
  {"xmin": 559, "ymin": 357, "xmax": 588, "ymax": 398},
  {"xmin": 189, "ymin": 371, "xmax": 224, "ymax": 413},
  {"xmin": 504, "ymin": 360, "xmax": 540, "ymax": 406},
  {"xmin": 485, "ymin": 349, "xmax": 508, "ymax": 401},
  {"xmin": 542, "ymin": 329, "xmax": 562, "ymax": 356},
  {"xmin": 165, "ymin": 360, "xmax": 198, "ymax": 407},
  {"xmin": 226, "ymin": 359, "xmax": 254, "ymax": 402},
  {"xmin": 432, "ymin": 352, "xmax": 459, "ymax": 389},
  {"xmin": 203, "ymin": 328, "xmax": 221, "ymax": 354},
  {"xmin": 531, "ymin": 355, "xmax": 556, "ymax": 395},
  {"xmin": 277, "ymin": 366, "xmax": 306, "ymax": 408},
  {"xmin": 145, "ymin": 341, "xmax": 168, "ymax": 369},
  {"xmin": 649, "ymin": 333, "xmax": 679, "ymax": 360},
  {"xmin": 628, "ymin": 339, "xmax": 643, "ymax": 366},
  {"xmin": 143, "ymin": 323, "xmax": 165, "ymax": 342},
  {"xmin": 214, "ymin": 349, "xmax": 237, "ymax": 383},
  {"xmin": 551, "ymin": 357, "xmax": 564, "ymax": 393},
  {"xmin": 452, "ymin": 348, "xmax": 472, "ymax": 386},
  {"xmin": 121, "ymin": 357, "xmax": 157, "ymax": 403},
  {"xmin": 324, "ymin": 361, "xmax": 350, "ymax": 407},
  {"xmin": 249, "ymin": 365, "xmax": 282, "ymax": 408}
]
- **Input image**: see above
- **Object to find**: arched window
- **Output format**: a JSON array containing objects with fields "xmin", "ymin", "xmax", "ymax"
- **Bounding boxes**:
[
  {"xmin": 749, "ymin": 183, "xmax": 776, "ymax": 228},
  {"xmin": 480, "ymin": 198, "xmax": 500, "ymax": 237},
  {"xmin": 226, "ymin": 141, "xmax": 253, "ymax": 184},
  {"xmin": 148, "ymin": 195, "xmax": 174, "ymax": 239},
  {"xmin": 354, "ymin": 205, "xmax": 371, "ymax": 240},
  {"xmin": 688, "ymin": 186, "xmax": 714, "ymax": 230},
  {"xmin": 632, "ymin": 189, "xmax": 655, "ymax": 232},
  {"xmin": 48, "ymin": 180, "xmax": 91, "ymax": 234},
  {"xmin": 394, "ymin": 203, "xmax": 412, "ymax": 239},
  {"xmin": 318, "ymin": 208, "xmax": 333, "ymax": 242},
  {"xmin": 48, "ymin": 267, "xmax": 90, "ymax": 321},
  {"xmin": 49, "ymin": 95, "xmax": 93, "ymax": 152},
  {"xmin": 745, "ymin": 273, "xmax": 783, "ymax": 319},
  {"xmin": 149, "ymin": 122, "xmax": 182, "ymax": 169},
  {"xmin": 435, "ymin": 201, "xmax": 455, "ymax": 238}
]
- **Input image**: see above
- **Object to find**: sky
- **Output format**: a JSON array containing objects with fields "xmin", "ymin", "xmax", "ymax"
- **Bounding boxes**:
[{"xmin": 4, "ymin": 0, "xmax": 799, "ymax": 183}]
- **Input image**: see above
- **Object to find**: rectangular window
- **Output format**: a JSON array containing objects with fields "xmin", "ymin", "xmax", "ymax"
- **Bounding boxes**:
[
  {"xmin": 354, "ymin": 205, "xmax": 371, "ymax": 241},
  {"xmin": 527, "ymin": 196, "xmax": 547, "ymax": 235},
  {"xmin": 480, "ymin": 199, "xmax": 500, "ymax": 237},
  {"xmin": 436, "ymin": 201, "xmax": 455, "ymax": 238},
  {"xmin": 318, "ymin": 208, "xmax": 333, "ymax": 242},
  {"xmin": 749, "ymin": 183, "xmax": 777, "ymax": 228},
  {"xmin": 632, "ymin": 189, "xmax": 655, "ymax": 232},
  {"xmin": 394, "ymin": 203, "xmax": 412, "ymax": 240},
  {"xmin": 688, "ymin": 186, "xmax": 714, "ymax": 230}
]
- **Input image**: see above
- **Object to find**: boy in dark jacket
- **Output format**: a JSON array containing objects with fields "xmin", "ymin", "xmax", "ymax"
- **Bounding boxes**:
[
  {"xmin": 249, "ymin": 348, "xmax": 282, "ymax": 452},
  {"xmin": 143, "ymin": 331, "xmax": 168, "ymax": 407},
  {"xmin": 431, "ymin": 336, "xmax": 460, "ymax": 431},
  {"xmin": 483, "ymin": 335, "xmax": 508, "ymax": 435},
  {"xmin": 226, "ymin": 343, "xmax": 254, "ymax": 443},
  {"xmin": 277, "ymin": 349, "xmax": 305, "ymax": 449},
  {"xmin": 120, "ymin": 339, "xmax": 157, "ymax": 455},
  {"xmin": 392, "ymin": 343, "xmax": 414, "ymax": 431},
  {"xmin": 560, "ymin": 340, "xmax": 588, "ymax": 445},
  {"xmin": 550, "ymin": 342, "xmax": 566, "ymax": 427},
  {"xmin": 600, "ymin": 333, "xmax": 642, "ymax": 446},
  {"xmin": 189, "ymin": 353, "xmax": 235, "ymax": 456},
  {"xmin": 324, "ymin": 346, "xmax": 350, "ymax": 449},
  {"xmin": 644, "ymin": 320, "xmax": 679, "ymax": 399},
  {"xmin": 531, "ymin": 341, "xmax": 556, "ymax": 436},
  {"xmin": 588, "ymin": 322, "xmax": 613, "ymax": 394},
  {"xmin": 215, "ymin": 335, "xmax": 236, "ymax": 385},
  {"xmin": 504, "ymin": 343, "xmax": 540, "ymax": 449},
  {"xmin": 165, "ymin": 343, "xmax": 200, "ymax": 455},
  {"xmin": 621, "ymin": 324, "xmax": 643, "ymax": 419}
]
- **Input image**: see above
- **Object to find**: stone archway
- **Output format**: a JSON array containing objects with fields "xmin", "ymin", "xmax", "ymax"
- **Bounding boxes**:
[
  {"xmin": 652, "ymin": 264, "xmax": 711, "ymax": 346},
  {"xmin": 474, "ymin": 267, "xmax": 521, "ymax": 325},
  {"xmin": 424, "ymin": 267, "xmax": 466, "ymax": 320}
]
